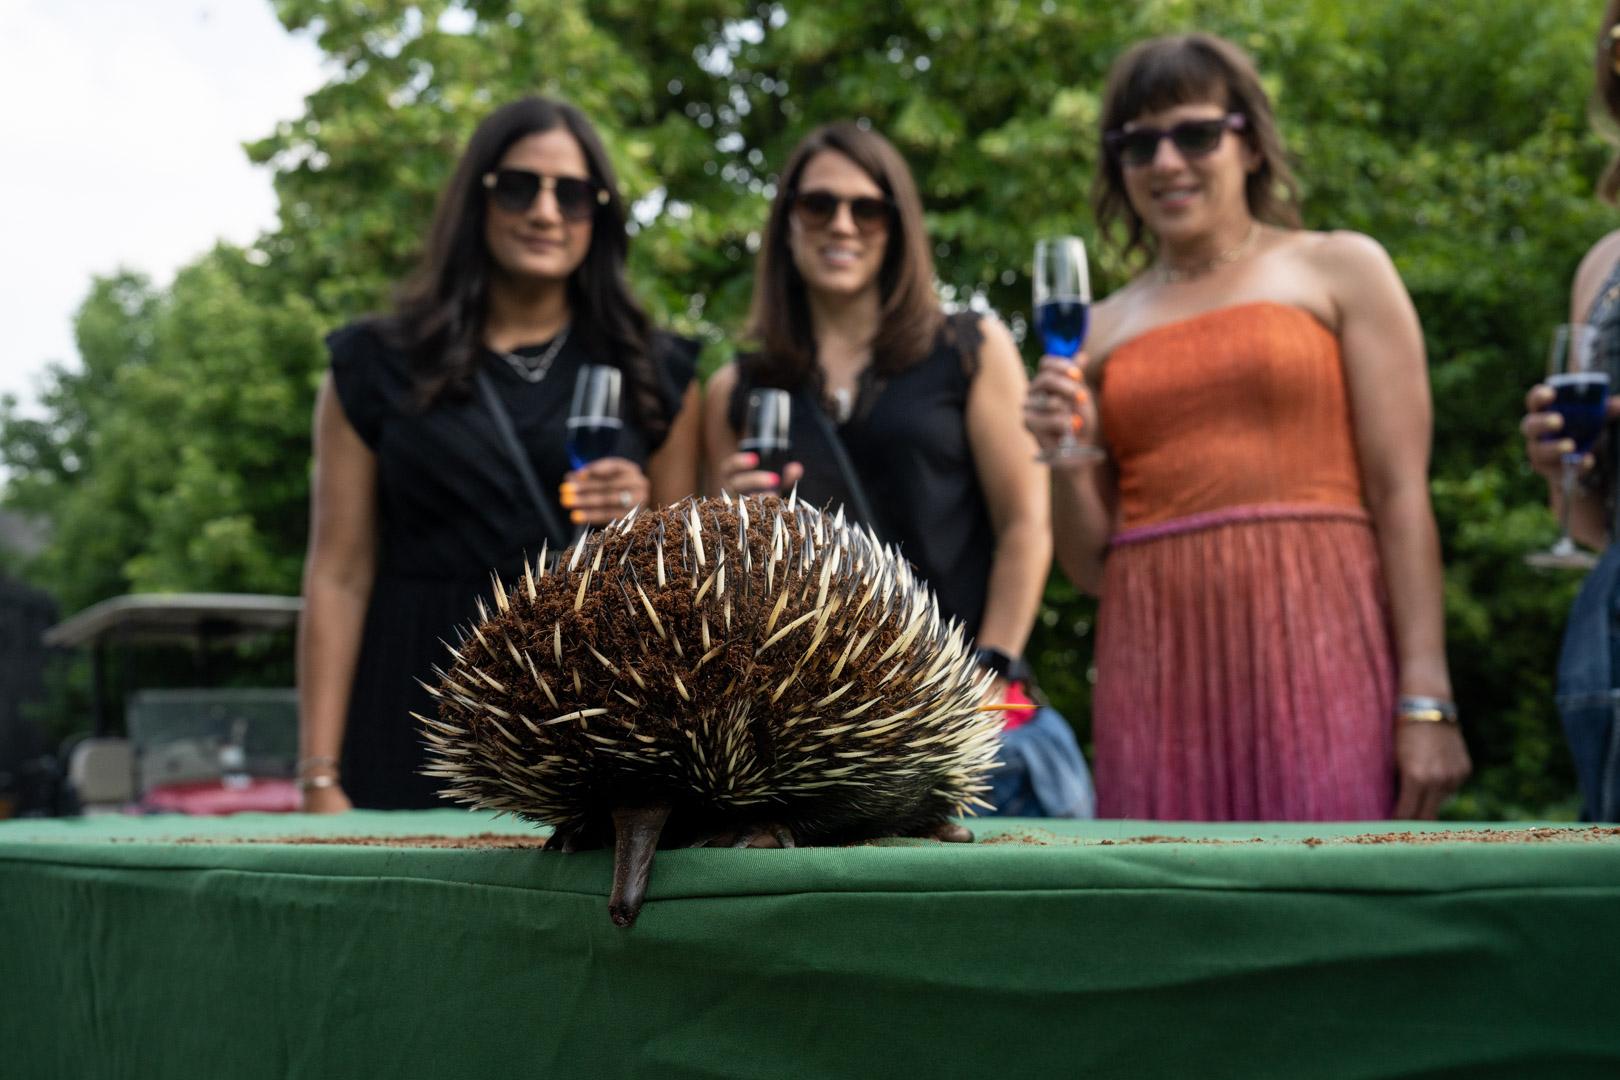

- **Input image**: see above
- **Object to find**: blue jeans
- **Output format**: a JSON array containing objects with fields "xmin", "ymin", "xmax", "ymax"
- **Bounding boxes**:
[
  {"xmin": 983, "ymin": 706, "xmax": 1096, "ymax": 819},
  {"xmin": 1557, "ymin": 543, "xmax": 1620, "ymax": 821}
]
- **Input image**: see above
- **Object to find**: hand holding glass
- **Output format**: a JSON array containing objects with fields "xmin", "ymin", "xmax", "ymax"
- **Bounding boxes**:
[
  {"xmin": 739, "ymin": 388, "xmax": 792, "ymax": 491},
  {"xmin": 566, "ymin": 364, "xmax": 624, "ymax": 470},
  {"xmin": 1033, "ymin": 236, "xmax": 1102, "ymax": 463},
  {"xmin": 1526, "ymin": 324, "xmax": 1610, "ymax": 570}
]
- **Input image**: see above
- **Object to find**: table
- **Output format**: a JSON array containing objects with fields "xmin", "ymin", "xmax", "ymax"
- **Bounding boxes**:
[{"xmin": 3, "ymin": 811, "xmax": 1618, "ymax": 1078}]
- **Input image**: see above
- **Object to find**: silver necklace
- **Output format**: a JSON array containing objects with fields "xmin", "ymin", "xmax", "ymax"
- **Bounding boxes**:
[
  {"xmin": 499, "ymin": 325, "xmax": 570, "ymax": 384},
  {"xmin": 1155, "ymin": 224, "xmax": 1260, "ymax": 284}
]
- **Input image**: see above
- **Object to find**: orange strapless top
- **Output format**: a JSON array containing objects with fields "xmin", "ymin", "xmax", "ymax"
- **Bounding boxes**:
[{"xmin": 1100, "ymin": 302, "xmax": 1366, "ymax": 531}]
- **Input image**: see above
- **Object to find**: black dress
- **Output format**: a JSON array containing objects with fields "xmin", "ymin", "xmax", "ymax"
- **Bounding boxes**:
[
  {"xmin": 327, "ymin": 321, "xmax": 698, "ymax": 809},
  {"xmin": 728, "ymin": 312, "xmax": 995, "ymax": 636}
]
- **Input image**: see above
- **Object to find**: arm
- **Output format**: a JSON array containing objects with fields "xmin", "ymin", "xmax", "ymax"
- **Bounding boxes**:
[
  {"xmin": 296, "ymin": 373, "xmax": 379, "ymax": 812},
  {"xmin": 965, "ymin": 317, "xmax": 1053, "ymax": 659},
  {"xmin": 647, "ymin": 381, "xmax": 703, "ymax": 506},
  {"xmin": 1324, "ymin": 231, "xmax": 1471, "ymax": 818},
  {"xmin": 566, "ymin": 379, "xmax": 704, "ymax": 524},
  {"xmin": 1522, "ymin": 230, "xmax": 1620, "ymax": 549},
  {"xmin": 1025, "ymin": 292, "xmax": 1119, "ymax": 595}
]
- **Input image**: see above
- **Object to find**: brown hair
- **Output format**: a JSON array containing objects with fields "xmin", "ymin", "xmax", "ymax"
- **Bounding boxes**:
[
  {"xmin": 745, "ymin": 122, "xmax": 942, "ymax": 387},
  {"xmin": 1595, "ymin": 0, "xmax": 1620, "ymax": 202},
  {"xmin": 1092, "ymin": 33, "xmax": 1303, "ymax": 264}
]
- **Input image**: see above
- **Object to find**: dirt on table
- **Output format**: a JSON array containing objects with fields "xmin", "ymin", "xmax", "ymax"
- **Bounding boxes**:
[
  {"xmin": 175, "ymin": 832, "xmax": 553, "ymax": 849},
  {"xmin": 983, "ymin": 826, "xmax": 1620, "ymax": 848},
  {"xmin": 161, "ymin": 825, "xmax": 1620, "ymax": 850}
]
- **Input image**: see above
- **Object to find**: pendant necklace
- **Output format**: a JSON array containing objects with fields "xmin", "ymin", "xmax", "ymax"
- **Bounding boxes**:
[{"xmin": 500, "ymin": 325, "xmax": 571, "ymax": 384}]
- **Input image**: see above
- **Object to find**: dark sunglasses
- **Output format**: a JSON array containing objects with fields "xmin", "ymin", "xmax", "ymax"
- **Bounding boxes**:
[
  {"xmin": 790, "ymin": 189, "xmax": 895, "ymax": 235},
  {"xmin": 482, "ymin": 168, "xmax": 608, "ymax": 221},
  {"xmin": 1104, "ymin": 114, "xmax": 1247, "ymax": 168}
]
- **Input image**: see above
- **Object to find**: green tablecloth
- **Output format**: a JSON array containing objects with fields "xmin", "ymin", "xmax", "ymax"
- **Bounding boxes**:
[{"xmin": 3, "ymin": 811, "xmax": 1618, "ymax": 1079}]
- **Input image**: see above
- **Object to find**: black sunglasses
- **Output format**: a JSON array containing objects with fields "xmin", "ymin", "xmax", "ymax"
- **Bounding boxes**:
[
  {"xmin": 482, "ymin": 168, "xmax": 608, "ymax": 221},
  {"xmin": 790, "ymin": 189, "xmax": 895, "ymax": 235},
  {"xmin": 1104, "ymin": 114, "xmax": 1247, "ymax": 168}
]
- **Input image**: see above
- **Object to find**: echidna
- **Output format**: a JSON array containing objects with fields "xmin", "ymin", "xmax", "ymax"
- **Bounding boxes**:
[{"xmin": 416, "ymin": 493, "xmax": 1003, "ymax": 926}]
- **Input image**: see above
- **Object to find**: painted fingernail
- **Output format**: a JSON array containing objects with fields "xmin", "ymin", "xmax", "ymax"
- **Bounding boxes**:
[
  {"xmin": 764, "ymin": 472, "xmax": 781, "ymax": 487},
  {"xmin": 1074, "ymin": 388, "xmax": 1089, "ymax": 405},
  {"xmin": 559, "ymin": 490, "xmax": 577, "ymax": 509},
  {"xmin": 743, "ymin": 452, "xmax": 759, "ymax": 466},
  {"xmin": 1071, "ymin": 416, "xmax": 1085, "ymax": 434},
  {"xmin": 1562, "ymin": 440, "xmax": 1577, "ymax": 454},
  {"xmin": 1546, "ymin": 414, "xmax": 1563, "ymax": 431},
  {"xmin": 570, "ymin": 510, "xmax": 585, "ymax": 524}
]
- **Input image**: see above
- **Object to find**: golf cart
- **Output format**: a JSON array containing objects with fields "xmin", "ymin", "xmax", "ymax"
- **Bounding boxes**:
[{"xmin": 47, "ymin": 593, "xmax": 302, "ymax": 815}]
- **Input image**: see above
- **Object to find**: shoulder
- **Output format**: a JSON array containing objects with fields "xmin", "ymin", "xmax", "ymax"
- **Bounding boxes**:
[
  {"xmin": 1287, "ymin": 230, "xmax": 1412, "ymax": 330},
  {"xmin": 1572, "ymin": 227, "xmax": 1620, "ymax": 318},
  {"xmin": 326, "ymin": 317, "xmax": 394, "ymax": 364},
  {"xmin": 1294, "ymin": 228, "xmax": 1397, "ymax": 278},
  {"xmin": 324, "ymin": 318, "xmax": 405, "ymax": 447},
  {"xmin": 652, "ymin": 331, "xmax": 701, "ymax": 386},
  {"xmin": 1088, "ymin": 276, "xmax": 1152, "ymax": 361},
  {"xmin": 965, "ymin": 311, "xmax": 1020, "ymax": 374},
  {"xmin": 705, "ymin": 359, "xmax": 741, "ymax": 397}
]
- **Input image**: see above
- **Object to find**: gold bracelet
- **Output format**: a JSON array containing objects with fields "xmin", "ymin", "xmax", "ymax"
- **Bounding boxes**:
[{"xmin": 1398, "ymin": 707, "xmax": 1457, "ymax": 724}]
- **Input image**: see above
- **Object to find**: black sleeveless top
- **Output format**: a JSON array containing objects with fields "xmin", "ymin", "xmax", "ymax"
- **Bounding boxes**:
[
  {"xmin": 728, "ymin": 312, "xmax": 995, "ymax": 636},
  {"xmin": 326, "ymin": 319, "xmax": 698, "ymax": 808}
]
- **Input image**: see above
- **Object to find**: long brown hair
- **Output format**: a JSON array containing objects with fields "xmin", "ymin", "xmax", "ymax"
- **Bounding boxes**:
[
  {"xmin": 1595, "ymin": 0, "xmax": 1620, "ymax": 202},
  {"xmin": 1093, "ymin": 33, "xmax": 1303, "ymax": 265},
  {"xmin": 745, "ymin": 122, "xmax": 942, "ymax": 387},
  {"xmin": 387, "ymin": 97, "xmax": 667, "ymax": 441}
]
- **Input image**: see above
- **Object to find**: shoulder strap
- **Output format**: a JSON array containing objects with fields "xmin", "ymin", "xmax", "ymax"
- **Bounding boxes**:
[
  {"xmin": 474, "ymin": 369, "xmax": 570, "ymax": 547},
  {"xmin": 802, "ymin": 396, "xmax": 882, "ymax": 538}
]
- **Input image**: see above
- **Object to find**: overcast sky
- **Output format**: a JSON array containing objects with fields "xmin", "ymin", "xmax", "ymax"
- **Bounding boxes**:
[{"xmin": 0, "ymin": 0, "xmax": 327, "ymax": 411}]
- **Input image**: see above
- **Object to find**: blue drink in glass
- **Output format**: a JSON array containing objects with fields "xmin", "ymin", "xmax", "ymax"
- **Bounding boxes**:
[
  {"xmin": 565, "ymin": 417, "xmax": 624, "ymax": 470},
  {"xmin": 1035, "ymin": 299, "xmax": 1090, "ymax": 359},
  {"xmin": 1547, "ymin": 371, "xmax": 1611, "ymax": 455}
]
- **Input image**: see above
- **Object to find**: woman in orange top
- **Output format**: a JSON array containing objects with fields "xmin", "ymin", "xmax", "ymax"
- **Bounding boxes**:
[{"xmin": 1025, "ymin": 33, "xmax": 1470, "ymax": 820}]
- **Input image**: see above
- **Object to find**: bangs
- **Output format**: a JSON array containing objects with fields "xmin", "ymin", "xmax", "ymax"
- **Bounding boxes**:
[{"xmin": 1105, "ymin": 39, "xmax": 1231, "ymax": 129}]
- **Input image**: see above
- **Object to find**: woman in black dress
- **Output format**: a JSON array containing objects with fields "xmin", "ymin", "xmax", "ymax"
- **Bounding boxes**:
[
  {"xmin": 703, "ymin": 122, "xmax": 1091, "ymax": 817},
  {"xmin": 297, "ymin": 97, "xmax": 701, "ymax": 811}
]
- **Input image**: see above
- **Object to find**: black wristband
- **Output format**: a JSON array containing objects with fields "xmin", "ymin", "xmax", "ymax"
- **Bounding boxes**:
[{"xmin": 973, "ymin": 647, "xmax": 1029, "ymax": 683}]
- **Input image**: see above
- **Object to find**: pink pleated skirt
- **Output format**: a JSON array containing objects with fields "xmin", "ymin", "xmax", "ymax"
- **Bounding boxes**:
[{"xmin": 1093, "ymin": 505, "xmax": 1397, "ymax": 821}]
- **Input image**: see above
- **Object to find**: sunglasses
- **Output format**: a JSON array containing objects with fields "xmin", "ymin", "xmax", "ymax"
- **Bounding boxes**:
[
  {"xmin": 790, "ymin": 190, "xmax": 895, "ymax": 235},
  {"xmin": 1104, "ymin": 114, "xmax": 1247, "ymax": 168},
  {"xmin": 482, "ymin": 168, "xmax": 608, "ymax": 221}
]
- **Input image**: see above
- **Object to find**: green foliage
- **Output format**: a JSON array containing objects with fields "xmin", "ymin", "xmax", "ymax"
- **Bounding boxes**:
[{"xmin": 6, "ymin": 0, "xmax": 1614, "ymax": 814}]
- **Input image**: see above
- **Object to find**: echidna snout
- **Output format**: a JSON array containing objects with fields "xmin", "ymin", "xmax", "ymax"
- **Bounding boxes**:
[{"xmin": 418, "ymin": 493, "xmax": 1003, "ymax": 926}]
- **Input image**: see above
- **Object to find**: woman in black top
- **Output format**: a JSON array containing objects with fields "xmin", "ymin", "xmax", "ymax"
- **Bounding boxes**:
[
  {"xmin": 298, "ymin": 97, "xmax": 701, "ymax": 811},
  {"xmin": 704, "ymin": 122, "xmax": 1089, "ymax": 816}
]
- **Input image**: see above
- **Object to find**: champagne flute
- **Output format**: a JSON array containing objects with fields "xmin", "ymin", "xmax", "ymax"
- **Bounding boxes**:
[
  {"xmin": 1526, "ymin": 324, "xmax": 1609, "ymax": 570},
  {"xmin": 739, "ymin": 388, "xmax": 792, "ymax": 491},
  {"xmin": 1033, "ymin": 236, "xmax": 1103, "ymax": 463},
  {"xmin": 566, "ymin": 364, "xmax": 624, "ymax": 470}
]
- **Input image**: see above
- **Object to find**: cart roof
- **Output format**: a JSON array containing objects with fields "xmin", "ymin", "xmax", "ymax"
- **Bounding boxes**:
[{"xmin": 43, "ymin": 593, "xmax": 302, "ymax": 648}]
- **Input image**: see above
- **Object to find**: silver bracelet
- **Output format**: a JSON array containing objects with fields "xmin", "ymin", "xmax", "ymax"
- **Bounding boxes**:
[{"xmin": 297, "ymin": 774, "xmax": 339, "ymax": 791}]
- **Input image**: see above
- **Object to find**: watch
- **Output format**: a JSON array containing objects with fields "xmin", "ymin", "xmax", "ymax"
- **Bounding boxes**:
[{"xmin": 972, "ymin": 647, "xmax": 1029, "ymax": 683}]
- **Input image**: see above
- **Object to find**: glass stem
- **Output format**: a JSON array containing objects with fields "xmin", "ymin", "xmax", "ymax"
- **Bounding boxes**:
[{"xmin": 1558, "ymin": 455, "xmax": 1579, "ymax": 549}]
